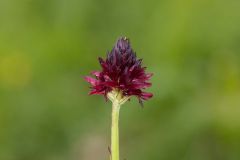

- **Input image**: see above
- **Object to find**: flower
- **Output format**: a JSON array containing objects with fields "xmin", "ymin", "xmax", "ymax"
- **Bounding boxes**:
[{"xmin": 85, "ymin": 37, "xmax": 153, "ymax": 104}]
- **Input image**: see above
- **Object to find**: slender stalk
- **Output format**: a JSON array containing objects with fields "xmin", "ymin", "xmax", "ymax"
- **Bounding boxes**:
[{"xmin": 111, "ymin": 101, "xmax": 121, "ymax": 160}]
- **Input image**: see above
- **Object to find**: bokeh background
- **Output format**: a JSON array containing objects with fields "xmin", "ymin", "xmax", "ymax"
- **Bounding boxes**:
[{"xmin": 0, "ymin": 0, "xmax": 240, "ymax": 160}]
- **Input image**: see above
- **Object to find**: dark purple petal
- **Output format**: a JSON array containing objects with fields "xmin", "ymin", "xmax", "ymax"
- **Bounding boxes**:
[
  {"xmin": 91, "ymin": 71, "xmax": 101, "ymax": 77},
  {"xmin": 140, "ymin": 92, "xmax": 153, "ymax": 100},
  {"xmin": 84, "ymin": 76, "xmax": 99, "ymax": 86},
  {"xmin": 128, "ymin": 82, "xmax": 152, "ymax": 90},
  {"xmin": 103, "ymin": 81, "xmax": 117, "ymax": 87},
  {"xmin": 89, "ymin": 89, "xmax": 105, "ymax": 95}
]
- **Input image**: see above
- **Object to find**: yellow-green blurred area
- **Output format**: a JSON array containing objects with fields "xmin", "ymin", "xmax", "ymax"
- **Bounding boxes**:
[{"xmin": 0, "ymin": 0, "xmax": 240, "ymax": 159}]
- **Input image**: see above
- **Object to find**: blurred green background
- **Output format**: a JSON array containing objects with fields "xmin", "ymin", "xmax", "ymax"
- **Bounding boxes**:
[{"xmin": 0, "ymin": 0, "xmax": 240, "ymax": 160}]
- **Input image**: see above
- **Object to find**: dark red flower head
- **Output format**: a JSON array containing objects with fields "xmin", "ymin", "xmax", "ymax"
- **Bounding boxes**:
[{"xmin": 85, "ymin": 37, "xmax": 153, "ymax": 104}]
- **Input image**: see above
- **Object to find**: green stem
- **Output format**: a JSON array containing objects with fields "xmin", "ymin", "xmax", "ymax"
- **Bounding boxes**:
[{"xmin": 111, "ymin": 101, "xmax": 121, "ymax": 160}]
